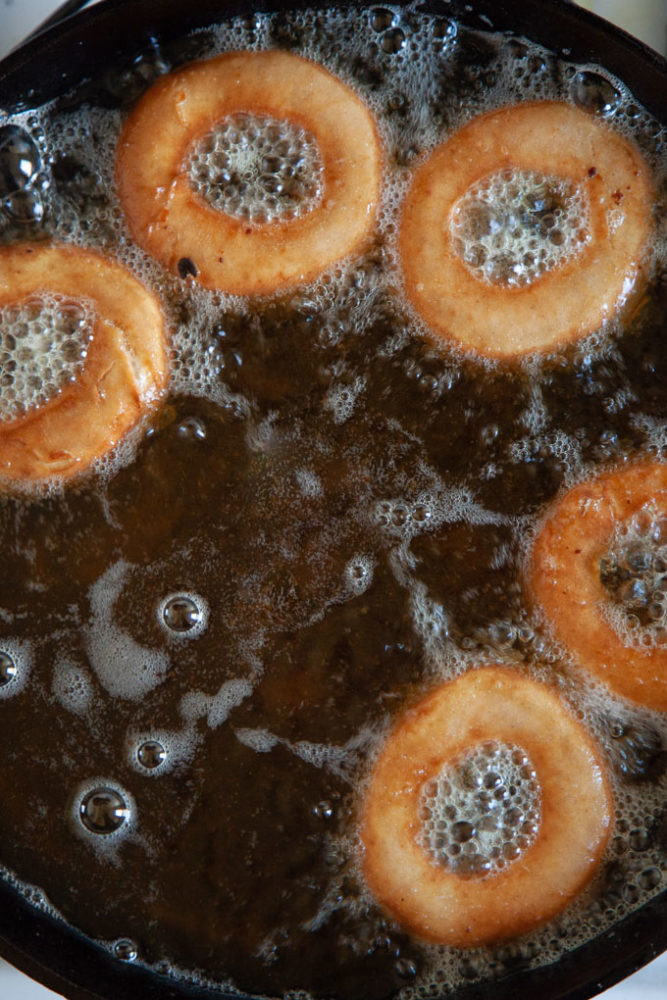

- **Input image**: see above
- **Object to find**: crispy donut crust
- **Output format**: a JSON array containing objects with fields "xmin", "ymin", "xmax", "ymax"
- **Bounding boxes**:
[
  {"xmin": 116, "ymin": 50, "xmax": 382, "ymax": 295},
  {"xmin": 527, "ymin": 462, "xmax": 667, "ymax": 711},
  {"xmin": 0, "ymin": 244, "xmax": 168, "ymax": 483},
  {"xmin": 360, "ymin": 667, "xmax": 612, "ymax": 947},
  {"xmin": 400, "ymin": 102, "xmax": 653, "ymax": 359}
]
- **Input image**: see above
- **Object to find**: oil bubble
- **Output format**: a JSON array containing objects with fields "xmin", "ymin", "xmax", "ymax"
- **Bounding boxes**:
[
  {"xmin": 346, "ymin": 556, "xmax": 374, "ymax": 594},
  {"xmin": 412, "ymin": 504, "xmax": 431, "ymax": 523},
  {"xmin": 629, "ymin": 827, "xmax": 652, "ymax": 852},
  {"xmin": 159, "ymin": 592, "xmax": 208, "ymax": 638},
  {"xmin": 105, "ymin": 38, "xmax": 169, "ymax": 105},
  {"xmin": 79, "ymin": 787, "xmax": 130, "ymax": 835},
  {"xmin": 370, "ymin": 7, "xmax": 397, "ymax": 32},
  {"xmin": 391, "ymin": 504, "xmax": 409, "ymax": 526},
  {"xmin": 137, "ymin": 739, "xmax": 167, "ymax": 770},
  {"xmin": 163, "ymin": 596, "xmax": 201, "ymax": 631},
  {"xmin": 0, "ymin": 650, "xmax": 17, "ymax": 686},
  {"xmin": 638, "ymin": 867, "xmax": 662, "ymax": 890},
  {"xmin": 0, "ymin": 125, "xmax": 42, "ymax": 196},
  {"xmin": 622, "ymin": 883, "xmax": 640, "ymax": 904},
  {"xmin": 433, "ymin": 18, "xmax": 457, "ymax": 49},
  {"xmin": 3, "ymin": 188, "xmax": 44, "ymax": 224},
  {"xmin": 572, "ymin": 71, "xmax": 619, "ymax": 115},
  {"xmin": 113, "ymin": 938, "xmax": 138, "ymax": 962},
  {"xmin": 395, "ymin": 957, "xmax": 418, "ymax": 978},
  {"xmin": 177, "ymin": 416, "xmax": 207, "ymax": 441},
  {"xmin": 381, "ymin": 27, "xmax": 406, "ymax": 53},
  {"xmin": 313, "ymin": 800, "xmax": 334, "ymax": 820}
]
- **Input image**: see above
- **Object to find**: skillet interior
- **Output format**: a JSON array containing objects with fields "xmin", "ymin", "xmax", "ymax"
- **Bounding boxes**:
[{"xmin": 0, "ymin": 2, "xmax": 665, "ymax": 999}]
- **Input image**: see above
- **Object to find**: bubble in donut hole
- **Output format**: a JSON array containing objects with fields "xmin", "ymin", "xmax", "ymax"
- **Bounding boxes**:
[
  {"xmin": 0, "ymin": 3, "xmax": 664, "ymax": 1000},
  {"xmin": 417, "ymin": 740, "xmax": 541, "ymax": 876},
  {"xmin": 450, "ymin": 169, "xmax": 590, "ymax": 288},
  {"xmin": 0, "ymin": 293, "xmax": 94, "ymax": 421},
  {"xmin": 599, "ymin": 512, "xmax": 667, "ymax": 639},
  {"xmin": 188, "ymin": 112, "xmax": 324, "ymax": 224}
]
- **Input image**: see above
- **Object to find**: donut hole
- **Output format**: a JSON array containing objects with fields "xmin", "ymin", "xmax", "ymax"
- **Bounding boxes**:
[
  {"xmin": 0, "ymin": 293, "xmax": 95, "ymax": 421},
  {"xmin": 450, "ymin": 169, "xmax": 589, "ymax": 288},
  {"xmin": 417, "ymin": 740, "xmax": 541, "ymax": 877},
  {"xmin": 599, "ymin": 511, "xmax": 667, "ymax": 644},
  {"xmin": 188, "ymin": 112, "xmax": 324, "ymax": 225}
]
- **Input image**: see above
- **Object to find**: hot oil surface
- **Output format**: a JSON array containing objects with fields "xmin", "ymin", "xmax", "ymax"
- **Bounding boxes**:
[{"xmin": 0, "ymin": 5, "xmax": 665, "ymax": 999}]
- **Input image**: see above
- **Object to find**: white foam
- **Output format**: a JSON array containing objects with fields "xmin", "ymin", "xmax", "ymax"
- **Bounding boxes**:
[
  {"xmin": 86, "ymin": 560, "xmax": 170, "ymax": 700},
  {"xmin": 324, "ymin": 375, "xmax": 367, "ymax": 424},
  {"xmin": 179, "ymin": 676, "xmax": 254, "ymax": 728},
  {"xmin": 345, "ymin": 554, "xmax": 374, "ymax": 595},
  {"xmin": 52, "ymin": 658, "xmax": 94, "ymax": 714}
]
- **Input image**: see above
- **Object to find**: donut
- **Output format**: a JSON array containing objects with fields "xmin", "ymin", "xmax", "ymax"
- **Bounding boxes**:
[
  {"xmin": 116, "ymin": 50, "xmax": 382, "ymax": 296},
  {"xmin": 359, "ymin": 666, "xmax": 612, "ymax": 947},
  {"xmin": 527, "ymin": 462, "xmax": 667, "ymax": 711},
  {"xmin": 0, "ymin": 244, "xmax": 168, "ymax": 483},
  {"xmin": 400, "ymin": 102, "xmax": 653, "ymax": 359}
]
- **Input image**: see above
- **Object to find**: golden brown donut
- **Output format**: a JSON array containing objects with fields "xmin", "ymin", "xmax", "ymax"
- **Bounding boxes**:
[
  {"xmin": 0, "ymin": 244, "xmax": 168, "ymax": 483},
  {"xmin": 527, "ymin": 462, "xmax": 667, "ymax": 711},
  {"xmin": 400, "ymin": 102, "xmax": 653, "ymax": 359},
  {"xmin": 360, "ymin": 666, "xmax": 612, "ymax": 947},
  {"xmin": 116, "ymin": 50, "xmax": 382, "ymax": 295}
]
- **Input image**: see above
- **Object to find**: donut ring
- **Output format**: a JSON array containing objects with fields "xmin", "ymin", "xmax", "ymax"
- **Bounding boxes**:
[
  {"xmin": 116, "ymin": 50, "xmax": 382, "ymax": 296},
  {"xmin": 527, "ymin": 462, "xmax": 667, "ymax": 711},
  {"xmin": 0, "ymin": 244, "xmax": 168, "ymax": 483},
  {"xmin": 360, "ymin": 667, "xmax": 612, "ymax": 947},
  {"xmin": 400, "ymin": 102, "xmax": 653, "ymax": 359}
]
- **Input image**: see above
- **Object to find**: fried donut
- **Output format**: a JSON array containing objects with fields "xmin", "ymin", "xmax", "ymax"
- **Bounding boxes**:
[
  {"xmin": 360, "ymin": 667, "xmax": 612, "ymax": 946},
  {"xmin": 400, "ymin": 102, "xmax": 653, "ymax": 359},
  {"xmin": 0, "ymin": 244, "xmax": 167, "ymax": 483},
  {"xmin": 116, "ymin": 50, "xmax": 382, "ymax": 295},
  {"xmin": 528, "ymin": 462, "xmax": 667, "ymax": 711}
]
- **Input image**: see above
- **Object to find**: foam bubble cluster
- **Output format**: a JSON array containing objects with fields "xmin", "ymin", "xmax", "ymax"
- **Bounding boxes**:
[
  {"xmin": 189, "ymin": 112, "xmax": 323, "ymax": 224},
  {"xmin": 0, "ymin": 294, "xmax": 94, "ymax": 422},
  {"xmin": 599, "ymin": 510, "xmax": 667, "ymax": 646},
  {"xmin": 417, "ymin": 741, "xmax": 541, "ymax": 876},
  {"xmin": 450, "ymin": 169, "xmax": 590, "ymax": 287}
]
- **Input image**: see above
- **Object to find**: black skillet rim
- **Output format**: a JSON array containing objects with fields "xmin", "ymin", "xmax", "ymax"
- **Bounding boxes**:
[{"xmin": 0, "ymin": 1, "xmax": 665, "ymax": 998}]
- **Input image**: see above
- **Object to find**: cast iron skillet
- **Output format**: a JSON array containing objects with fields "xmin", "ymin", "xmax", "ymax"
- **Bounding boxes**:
[{"xmin": 0, "ymin": 1, "xmax": 665, "ymax": 998}]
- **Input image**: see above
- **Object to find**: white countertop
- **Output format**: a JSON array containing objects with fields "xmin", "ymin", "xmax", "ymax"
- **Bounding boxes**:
[{"xmin": 0, "ymin": 1, "xmax": 665, "ymax": 998}]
